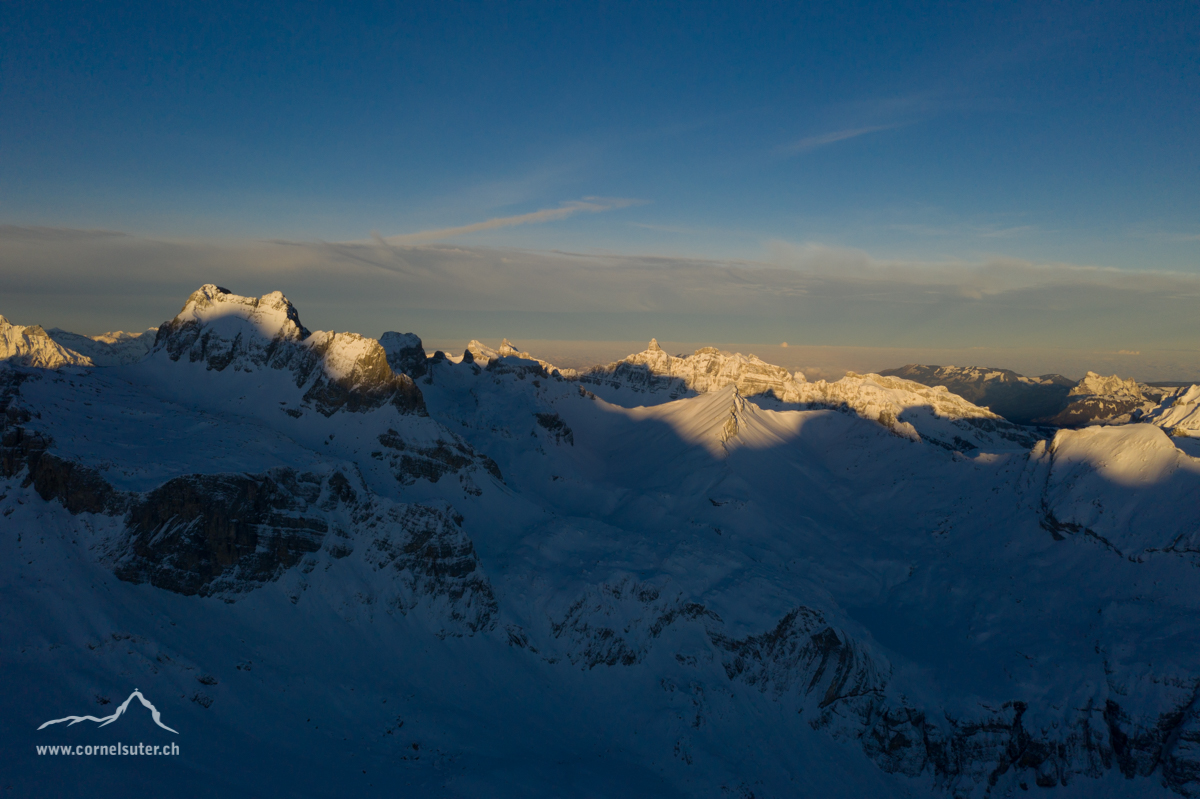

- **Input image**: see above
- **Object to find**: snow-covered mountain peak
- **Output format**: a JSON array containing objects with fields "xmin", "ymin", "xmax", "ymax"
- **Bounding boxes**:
[
  {"xmin": 1042, "ymin": 371, "xmax": 1165, "ymax": 427},
  {"xmin": 458, "ymin": 339, "xmax": 572, "ymax": 380},
  {"xmin": 146, "ymin": 285, "xmax": 427, "ymax": 417},
  {"xmin": 884, "ymin": 363, "xmax": 1074, "ymax": 389},
  {"xmin": 1143, "ymin": 384, "xmax": 1200, "ymax": 438},
  {"xmin": 168, "ymin": 284, "xmax": 311, "ymax": 344},
  {"xmin": 304, "ymin": 331, "xmax": 376, "ymax": 381},
  {"xmin": 379, "ymin": 332, "xmax": 427, "ymax": 378},
  {"xmin": 0, "ymin": 314, "xmax": 93, "ymax": 369},
  {"xmin": 1070, "ymin": 371, "xmax": 1153, "ymax": 401},
  {"xmin": 380, "ymin": 331, "xmax": 422, "ymax": 351},
  {"xmin": 463, "ymin": 339, "xmax": 498, "ymax": 365},
  {"xmin": 1046, "ymin": 423, "xmax": 1188, "ymax": 487}
]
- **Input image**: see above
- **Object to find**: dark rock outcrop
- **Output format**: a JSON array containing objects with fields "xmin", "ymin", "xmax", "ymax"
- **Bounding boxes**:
[
  {"xmin": 2, "ymin": 379, "xmax": 122, "ymax": 516},
  {"xmin": 115, "ymin": 469, "xmax": 333, "ymax": 596},
  {"xmin": 377, "ymin": 428, "xmax": 503, "ymax": 487},
  {"xmin": 534, "ymin": 412, "xmax": 574, "ymax": 446}
]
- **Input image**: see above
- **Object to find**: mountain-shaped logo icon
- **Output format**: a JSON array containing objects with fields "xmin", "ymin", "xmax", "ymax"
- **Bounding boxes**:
[{"xmin": 37, "ymin": 689, "xmax": 179, "ymax": 734}]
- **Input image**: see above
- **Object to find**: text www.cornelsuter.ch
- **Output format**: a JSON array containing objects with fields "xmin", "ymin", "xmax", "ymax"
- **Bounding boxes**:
[{"xmin": 36, "ymin": 743, "xmax": 181, "ymax": 756}]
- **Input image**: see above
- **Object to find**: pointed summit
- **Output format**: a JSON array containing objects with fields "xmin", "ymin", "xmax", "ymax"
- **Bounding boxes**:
[
  {"xmin": 162, "ymin": 285, "xmax": 311, "ymax": 346},
  {"xmin": 0, "ymin": 313, "xmax": 93, "ymax": 368},
  {"xmin": 648, "ymin": 338, "xmax": 662, "ymax": 352}
]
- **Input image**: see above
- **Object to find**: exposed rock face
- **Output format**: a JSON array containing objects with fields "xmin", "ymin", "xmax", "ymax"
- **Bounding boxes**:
[
  {"xmin": 379, "ymin": 331, "xmax": 428, "ymax": 378},
  {"xmin": 1042, "ymin": 371, "xmax": 1166, "ymax": 427},
  {"xmin": 0, "ymin": 446, "xmax": 501, "ymax": 631},
  {"xmin": 376, "ymin": 428, "xmax": 503, "ymax": 493},
  {"xmin": 879, "ymin": 364, "xmax": 1074, "ymax": 424},
  {"xmin": 46, "ymin": 327, "xmax": 157, "ymax": 366},
  {"xmin": 852, "ymin": 688, "xmax": 1200, "ymax": 796},
  {"xmin": 152, "ymin": 285, "xmax": 425, "ymax": 416},
  {"xmin": 546, "ymin": 578, "xmax": 720, "ymax": 668},
  {"xmin": 712, "ymin": 607, "xmax": 886, "ymax": 714},
  {"xmin": 111, "ymin": 465, "xmax": 498, "ymax": 631},
  {"xmin": 563, "ymin": 585, "xmax": 1200, "ymax": 796},
  {"xmin": 300, "ymin": 330, "xmax": 425, "ymax": 416},
  {"xmin": 541, "ymin": 580, "xmax": 1200, "ymax": 795},
  {"xmin": 534, "ymin": 412, "xmax": 574, "ymax": 445},
  {"xmin": 0, "ymin": 314, "xmax": 93, "ymax": 368},
  {"xmin": 362, "ymin": 503, "xmax": 498, "ymax": 635},
  {"xmin": 1, "ymin": 386, "xmax": 121, "ymax": 515},
  {"xmin": 115, "ymin": 469, "xmax": 333, "ymax": 596}
]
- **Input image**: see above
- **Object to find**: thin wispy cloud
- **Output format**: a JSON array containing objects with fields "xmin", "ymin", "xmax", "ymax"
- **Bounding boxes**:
[
  {"xmin": 382, "ymin": 197, "xmax": 643, "ymax": 244},
  {"xmin": 630, "ymin": 222, "xmax": 693, "ymax": 234},
  {"xmin": 885, "ymin": 220, "xmax": 1039, "ymax": 240},
  {"xmin": 977, "ymin": 225, "xmax": 1037, "ymax": 238},
  {"xmin": 779, "ymin": 123, "xmax": 905, "ymax": 155}
]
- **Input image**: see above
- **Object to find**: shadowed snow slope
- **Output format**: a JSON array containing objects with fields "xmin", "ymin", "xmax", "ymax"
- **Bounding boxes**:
[{"xmin": 4, "ymin": 288, "xmax": 1200, "ymax": 798}]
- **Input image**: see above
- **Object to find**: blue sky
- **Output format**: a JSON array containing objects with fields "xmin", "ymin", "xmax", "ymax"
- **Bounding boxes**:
[{"xmin": 1, "ymin": 1, "xmax": 1198, "ymax": 375}]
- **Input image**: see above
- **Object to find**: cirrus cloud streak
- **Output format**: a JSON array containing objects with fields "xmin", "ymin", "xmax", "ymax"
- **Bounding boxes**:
[{"xmin": 380, "ymin": 197, "xmax": 644, "ymax": 244}]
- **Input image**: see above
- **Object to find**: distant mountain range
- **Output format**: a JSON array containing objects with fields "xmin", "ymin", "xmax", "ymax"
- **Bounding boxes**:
[
  {"xmin": 879, "ymin": 363, "xmax": 1199, "ymax": 433},
  {"xmin": 3, "ymin": 285, "xmax": 1199, "ymax": 797}
]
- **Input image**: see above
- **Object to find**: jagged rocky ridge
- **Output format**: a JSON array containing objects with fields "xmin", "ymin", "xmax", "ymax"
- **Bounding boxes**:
[{"xmin": 5, "ymin": 289, "xmax": 1200, "ymax": 797}]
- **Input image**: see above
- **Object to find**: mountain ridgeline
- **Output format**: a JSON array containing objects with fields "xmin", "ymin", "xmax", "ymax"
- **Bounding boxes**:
[
  {"xmin": 880, "ymin": 363, "xmax": 1198, "ymax": 431},
  {"xmin": 3, "ymin": 285, "xmax": 1200, "ymax": 798}
]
